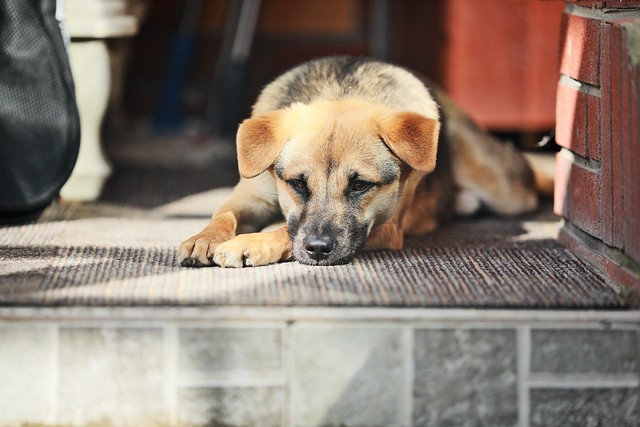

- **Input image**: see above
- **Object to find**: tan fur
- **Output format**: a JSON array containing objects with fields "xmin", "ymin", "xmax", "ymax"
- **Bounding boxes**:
[
  {"xmin": 434, "ymin": 88, "xmax": 538, "ymax": 216},
  {"xmin": 214, "ymin": 226, "xmax": 292, "ymax": 268},
  {"xmin": 379, "ymin": 111, "xmax": 440, "ymax": 173},
  {"xmin": 179, "ymin": 57, "xmax": 544, "ymax": 268},
  {"xmin": 523, "ymin": 152, "xmax": 556, "ymax": 197}
]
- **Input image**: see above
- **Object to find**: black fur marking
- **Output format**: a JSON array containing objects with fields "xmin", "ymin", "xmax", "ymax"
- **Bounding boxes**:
[
  {"xmin": 380, "ymin": 161, "xmax": 400, "ymax": 185},
  {"xmin": 276, "ymin": 56, "xmax": 385, "ymax": 108},
  {"xmin": 274, "ymin": 161, "xmax": 285, "ymax": 180},
  {"xmin": 287, "ymin": 204, "xmax": 306, "ymax": 240}
]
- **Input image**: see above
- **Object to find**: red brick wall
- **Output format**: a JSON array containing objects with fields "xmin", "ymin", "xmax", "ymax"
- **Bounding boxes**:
[{"xmin": 555, "ymin": 3, "xmax": 640, "ymax": 294}]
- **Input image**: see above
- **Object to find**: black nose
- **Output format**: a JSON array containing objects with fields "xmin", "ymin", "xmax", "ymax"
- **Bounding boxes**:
[{"xmin": 304, "ymin": 235, "xmax": 335, "ymax": 261}]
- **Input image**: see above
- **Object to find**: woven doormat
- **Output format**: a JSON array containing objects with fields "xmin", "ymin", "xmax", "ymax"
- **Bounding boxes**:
[{"xmin": 0, "ymin": 190, "xmax": 624, "ymax": 308}]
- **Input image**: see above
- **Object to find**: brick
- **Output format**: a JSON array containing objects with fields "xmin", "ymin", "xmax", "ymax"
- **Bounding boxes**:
[
  {"xmin": 609, "ymin": 23, "xmax": 626, "ymax": 248},
  {"xmin": 555, "ymin": 80, "xmax": 602, "ymax": 160},
  {"xmin": 560, "ymin": 12, "xmax": 601, "ymax": 86},
  {"xmin": 619, "ymin": 21, "xmax": 640, "ymax": 262},
  {"xmin": 600, "ymin": 20, "xmax": 615, "ymax": 245},
  {"xmin": 569, "ymin": 160, "xmax": 603, "ymax": 239},
  {"xmin": 553, "ymin": 148, "xmax": 604, "ymax": 239},
  {"xmin": 629, "ymin": 63, "xmax": 640, "ymax": 262},
  {"xmin": 600, "ymin": 15, "xmax": 640, "ymax": 257},
  {"xmin": 587, "ymin": 91, "xmax": 602, "ymax": 160},
  {"xmin": 556, "ymin": 81, "xmax": 588, "ymax": 157}
]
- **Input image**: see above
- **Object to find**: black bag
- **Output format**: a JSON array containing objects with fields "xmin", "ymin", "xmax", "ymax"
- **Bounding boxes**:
[{"xmin": 0, "ymin": 0, "xmax": 80, "ymax": 224}]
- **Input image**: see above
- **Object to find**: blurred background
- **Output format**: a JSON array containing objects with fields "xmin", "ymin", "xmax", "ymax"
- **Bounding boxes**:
[
  {"xmin": 93, "ymin": 0, "xmax": 564, "ymax": 207},
  {"xmin": 123, "ymin": 0, "xmax": 562, "ymax": 136}
]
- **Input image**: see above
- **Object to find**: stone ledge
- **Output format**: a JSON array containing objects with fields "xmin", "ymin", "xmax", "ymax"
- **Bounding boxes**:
[{"xmin": 0, "ymin": 307, "xmax": 638, "ymax": 427}]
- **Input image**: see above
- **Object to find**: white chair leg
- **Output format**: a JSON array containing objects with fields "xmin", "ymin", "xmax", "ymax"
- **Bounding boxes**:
[{"xmin": 60, "ymin": 40, "xmax": 112, "ymax": 201}]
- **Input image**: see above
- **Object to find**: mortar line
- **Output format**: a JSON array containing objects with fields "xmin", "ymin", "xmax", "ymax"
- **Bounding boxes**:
[
  {"xmin": 176, "ymin": 377, "xmax": 286, "ymax": 388},
  {"xmin": 284, "ymin": 321, "xmax": 294, "ymax": 427},
  {"xmin": 559, "ymin": 73, "xmax": 602, "ymax": 97},
  {"xmin": 3, "ymin": 307, "xmax": 639, "ymax": 323},
  {"xmin": 163, "ymin": 324, "xmax": 178, "ymax": 426},
  {"xmin": 401, "ymin": 325, "xmax": 414, "ymax": 427},
  {"xmin": 564, "ymin": 3, "xmax": 604, "ymax": 19},
  {"xmin": 517, "ymin": 326, "xmax": 531, "ymax": 427},
  {"xmin": 46, "ymin": 324, "xmax": 59, "ymax": 425},
  {"xmin": 527, "ymin": 376, "xmax": 639, "ymax": 389}
]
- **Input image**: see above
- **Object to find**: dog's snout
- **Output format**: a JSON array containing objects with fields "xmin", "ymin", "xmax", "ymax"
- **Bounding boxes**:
[{"xmin": 304, "ymin": 235, "xmax": 335, "ymax": 261}]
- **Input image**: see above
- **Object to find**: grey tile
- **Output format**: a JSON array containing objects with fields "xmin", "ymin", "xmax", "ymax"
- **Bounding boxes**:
[
  {"xmin": 531, "ymin": 329, "xmax": 638, "ymax": 373},
  {"xmin": 58, "ymin": 327, "xmax": 164, "ymax": 426},
  {"xmin": 530, "ymin": 388, "xmax": 639, "ymax": 427},
  {"xmin": 0, "ymin": 326, "xmax": 52, "ymax": 424},
  {"xmin": 413, "ymin": 329, "xmax": 518, "ymax": 427},
  {"xmin": 179, "ymin": 328, "xmax": 281, "ymax": 372},
  {"xmin": 177, "ymin": 387, "xmax": 283, "ymax": 427},
  {"xmin": 292, "ymin": 326, "xmax": 403, "ymax": 427}
]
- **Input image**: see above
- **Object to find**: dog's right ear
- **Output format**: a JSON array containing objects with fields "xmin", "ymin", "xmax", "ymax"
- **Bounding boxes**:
[
  {"xmin": 236, "ymin": 111, "xmax": 285, "ymax": 178},
  {"xmin": 379, "ymin": 111, "xmax": 440, "ymax": 173}
]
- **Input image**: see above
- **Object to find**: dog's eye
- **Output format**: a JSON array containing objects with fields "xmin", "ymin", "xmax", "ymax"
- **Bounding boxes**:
[
  {"xmin": 351, "ymin": 180, "xmax": 373, "ymax": 193},
  {"xmin": 288, "ymin": 178, "xmax": 307, "ymax": 192}
]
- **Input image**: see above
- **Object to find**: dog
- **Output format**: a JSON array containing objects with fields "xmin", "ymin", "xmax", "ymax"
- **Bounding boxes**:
[{"xmin": 179, "ymin": 56, "xmax": 548, "ymax": 268}]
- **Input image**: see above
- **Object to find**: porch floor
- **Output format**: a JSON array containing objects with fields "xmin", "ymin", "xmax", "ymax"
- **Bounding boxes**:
[
  {"xmin": 1, "ymin": 133, "xmax": 638, "ymax": 427},
  {"xmin": 0, "ymin": 132, "xmax": 625, "ymax": 308}
]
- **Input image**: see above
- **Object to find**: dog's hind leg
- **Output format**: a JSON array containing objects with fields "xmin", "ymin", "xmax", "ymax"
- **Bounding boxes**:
[
  {"xmin": 444, "ymin": 112, "xmax": 537, "ymax": 216},
  {"xmin": 450, "ymin": 127, "xmax": 538, "ymax": 216}
]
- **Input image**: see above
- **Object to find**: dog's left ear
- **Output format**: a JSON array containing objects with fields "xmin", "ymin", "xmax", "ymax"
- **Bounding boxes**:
[
  {"xmin": 236, "ymin": 111, "xmax": 285, "ymax": 178},
  {"xmin": 379, "ymin": 112, "xmax": 440, "ymax": 173}
]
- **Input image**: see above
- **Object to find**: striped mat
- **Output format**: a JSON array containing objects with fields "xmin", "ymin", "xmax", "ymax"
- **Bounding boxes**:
[{"xmin": 0, "ymin": 189, "xmax": 624, "ymax": 308}]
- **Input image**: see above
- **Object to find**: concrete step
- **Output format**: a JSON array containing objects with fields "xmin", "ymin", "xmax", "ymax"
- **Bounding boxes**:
[{"xmin": 1, "ymin": 306, "xmax": 638, "ymax": 427}]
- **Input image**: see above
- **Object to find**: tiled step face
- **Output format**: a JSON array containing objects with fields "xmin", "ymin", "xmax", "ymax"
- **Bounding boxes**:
[
  {"xmin": 413, "ymin": 329, "xmax": 518, "ymax": 426},
  {"xmin": 0, "ymin": 308, "xmax": 638, "ymax": 427}
]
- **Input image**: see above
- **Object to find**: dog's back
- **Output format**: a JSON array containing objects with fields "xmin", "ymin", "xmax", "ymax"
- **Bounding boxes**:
[{"xmin": 251, "ymin": 56, "xmax": 440, "ymax": 121}]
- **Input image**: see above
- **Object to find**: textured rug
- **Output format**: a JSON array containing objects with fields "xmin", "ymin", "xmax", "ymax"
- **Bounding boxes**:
[{"xmin": 0, "ymin": 187, "xmax": 624, "ymax": 308}]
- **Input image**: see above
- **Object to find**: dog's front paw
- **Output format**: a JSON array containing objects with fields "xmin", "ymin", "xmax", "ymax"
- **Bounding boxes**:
[
  {"xmin": 179, "ymin": 232, "xmax": 224, "ymax": 267},
  {"xmin": 213, "ymin": 231, "xmax": 292, "ymax": 268},
  {"xmin": 179, "ymin": 212, "xmax": 239, "ymax": 267}
]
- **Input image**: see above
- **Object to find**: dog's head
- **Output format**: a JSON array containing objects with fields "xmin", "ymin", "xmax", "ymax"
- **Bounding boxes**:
[{"xmin": 236, "ymin": 99, "xmax": 439, "ymax": 265}]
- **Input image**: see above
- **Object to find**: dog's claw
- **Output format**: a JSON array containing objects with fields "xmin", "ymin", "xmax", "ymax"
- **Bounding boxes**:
[{"xmin": 178, "ymin": 234, "xmax": 219, "ymax": 267}]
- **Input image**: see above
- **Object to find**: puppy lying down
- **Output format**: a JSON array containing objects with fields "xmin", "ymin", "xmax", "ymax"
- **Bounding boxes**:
[{"xmin": 179, "ymin": 56, "xmax": 548, "ymax": 268}]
